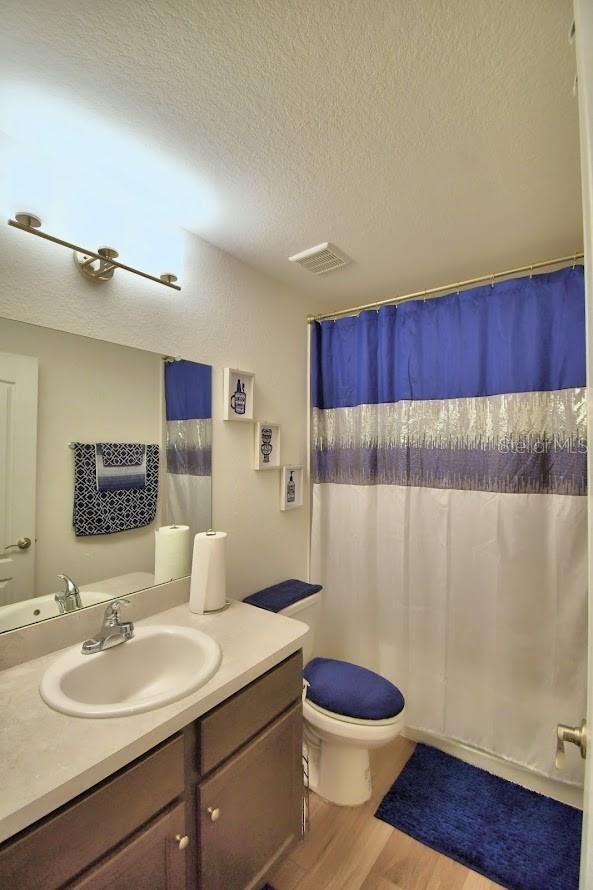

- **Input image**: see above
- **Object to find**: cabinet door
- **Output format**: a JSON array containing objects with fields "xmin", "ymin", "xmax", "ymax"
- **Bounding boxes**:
[
  {"xmin": 71, "ymin": 802, "xmax": 187, "ymax": 890},
  {"xmin": 199, "ymin": 702, "xmax": 302, "ymax": 890}
]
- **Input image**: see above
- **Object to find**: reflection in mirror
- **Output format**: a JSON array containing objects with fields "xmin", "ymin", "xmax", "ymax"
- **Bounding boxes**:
[{"xmin": 0, "ymin": 318, "xmax": 212, "ymax": 633}]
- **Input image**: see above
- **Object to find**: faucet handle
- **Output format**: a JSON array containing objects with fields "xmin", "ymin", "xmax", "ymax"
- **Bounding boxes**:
[{"xmin": 105, "ymin": 598, "xmax": 131, "ymax": 622}]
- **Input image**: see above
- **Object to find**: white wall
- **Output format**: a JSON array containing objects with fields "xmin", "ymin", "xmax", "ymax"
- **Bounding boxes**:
[
  {"xmin": 0, "ymin": 224, "xmax": 311, "ymax": 600},
  {"xmin": 0, "ymin": 318, "xmax": 163, "ymax": 596}
]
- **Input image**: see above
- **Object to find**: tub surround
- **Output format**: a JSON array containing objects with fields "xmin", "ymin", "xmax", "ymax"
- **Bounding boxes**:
[{"xmin": 0, "ymin": 598, "xmax": 307, "ymax": 844}]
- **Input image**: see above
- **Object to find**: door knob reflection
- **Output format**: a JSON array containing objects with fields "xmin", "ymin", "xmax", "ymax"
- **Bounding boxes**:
[{"xmin": 4, "ymin": 537, "xmax": 32, "ymax": 551}]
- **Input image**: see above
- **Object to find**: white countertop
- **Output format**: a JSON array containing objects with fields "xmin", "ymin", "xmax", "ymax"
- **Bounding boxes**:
[{"xmin": 0, "ymin": 600, "xmax": 307, "ymax": 844}]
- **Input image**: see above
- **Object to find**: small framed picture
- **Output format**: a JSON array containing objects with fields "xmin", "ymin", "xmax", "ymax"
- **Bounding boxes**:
[
  {"xmin": 254, "ymin": 421, "xmax": 281, "ymax": 470},
  {"xmin": 280, "ymin": 465, "xmax": 303, "ymax": 510},
  {"xmin": 223, "ymin": 368, "xmax": 255, "ymax": 421}
]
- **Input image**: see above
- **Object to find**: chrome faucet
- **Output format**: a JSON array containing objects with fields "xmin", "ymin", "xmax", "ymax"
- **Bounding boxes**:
[
  {"xmin": 55, "ymin": 574, "xmax": 82, "ymax": 613},
  {"xmin": 81, "ymin": 599, "xmax": 134, "ymax": 655}
]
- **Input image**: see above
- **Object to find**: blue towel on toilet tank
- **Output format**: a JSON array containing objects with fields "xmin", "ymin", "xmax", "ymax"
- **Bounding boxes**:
[{"xmin": 243, "ymin": 579, "xmax": 322, "ymax": 612}]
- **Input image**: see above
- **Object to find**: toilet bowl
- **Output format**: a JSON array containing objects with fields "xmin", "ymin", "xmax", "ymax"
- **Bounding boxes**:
[
  {"xmin": 250, "ymin": 588, "xmax": 406, "ymax": 807},
  {"xmin": 300, "ymin": 655, "xmax": 405, "ymax": 805},
  {"xmin": 303, "ymin": 695, "xmax": 405, "ymax": 806}
]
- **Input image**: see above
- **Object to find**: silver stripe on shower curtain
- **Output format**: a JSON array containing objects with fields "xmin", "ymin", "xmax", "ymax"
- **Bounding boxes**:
[{"xmin": 166, "ymin": 418, "xmax": 212, "ymax": 536}]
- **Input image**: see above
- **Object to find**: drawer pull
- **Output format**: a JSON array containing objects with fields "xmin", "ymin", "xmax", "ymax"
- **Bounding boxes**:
[
  {"xmin": 207, "ymin": 806, "xmax": 221, "ymax": 822},
  {"xmin": 175, "ymin": 833, "xmax": 190, "ymax": 850}
]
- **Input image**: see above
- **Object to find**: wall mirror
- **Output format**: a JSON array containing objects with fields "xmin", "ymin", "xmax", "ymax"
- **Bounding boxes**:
[{"xmin": 0, "ymin": 316, "xmax": 212, "ymax": 633}]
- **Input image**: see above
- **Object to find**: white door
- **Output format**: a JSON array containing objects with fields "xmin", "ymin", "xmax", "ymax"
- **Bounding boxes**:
[
  {"xmin": 576, "ymin": 1, "xmax": 593, "ymax": 885},
  {"xmin": 0, "ymin": 352, "xmax": 38, "ymax": 604}
]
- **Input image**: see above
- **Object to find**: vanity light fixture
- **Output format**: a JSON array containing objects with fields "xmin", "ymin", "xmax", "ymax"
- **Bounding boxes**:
[{"xmin": 8, "ymin": 212, "xmax": 182, "ymax": 291}]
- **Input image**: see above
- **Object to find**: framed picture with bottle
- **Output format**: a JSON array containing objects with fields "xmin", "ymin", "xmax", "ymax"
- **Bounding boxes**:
[
  {"xmin": 223, "ymin": 368, "xmax": 255, "ymax": 421},
  {"xmin": 254, "ymin": 421, "xmax": 281, "ymax": 470},
  {"xmin": 280, "ymin": 465, "xmax": 303, "ymax": 510}
]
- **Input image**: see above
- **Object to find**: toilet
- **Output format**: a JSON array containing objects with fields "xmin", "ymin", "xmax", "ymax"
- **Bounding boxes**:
[{"xmin": 248, "ymin": 587, "xmax": 406, "ymax": 807}]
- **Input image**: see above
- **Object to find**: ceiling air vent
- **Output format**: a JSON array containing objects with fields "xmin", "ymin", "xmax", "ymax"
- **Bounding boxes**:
[{"xmin": 288, "ymin": 242, "xmax": 350, "ymax": 275}]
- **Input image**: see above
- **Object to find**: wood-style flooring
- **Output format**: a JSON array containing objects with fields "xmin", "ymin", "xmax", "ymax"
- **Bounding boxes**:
[{"xmin": 267, "ymin": 737, "xmax": 503, "ymax": 890}]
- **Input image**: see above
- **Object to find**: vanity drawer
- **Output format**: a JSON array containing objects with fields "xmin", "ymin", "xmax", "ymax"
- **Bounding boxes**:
[
  {"xmin": 198, "ymin": 650, "xmax": 302, "ymax": 774},
  {"xmin": 0, "ymin": 734, "xmax": 185, "ymax": 890}
]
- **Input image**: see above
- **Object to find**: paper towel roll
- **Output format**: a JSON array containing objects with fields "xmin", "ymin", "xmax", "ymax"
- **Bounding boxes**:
[
  {"xmin": 190, "ymin": 530, "xmax": 227, "ymax": 614},
  {"xmin": 154, "ymin": 525, "xmax": 191, "ymax": 584}
]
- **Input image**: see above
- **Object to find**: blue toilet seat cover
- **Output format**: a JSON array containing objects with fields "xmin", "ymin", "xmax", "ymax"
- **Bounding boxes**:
[{"xmin": 303, "ymin": 657, "xmax": 405, "ymax": 721}]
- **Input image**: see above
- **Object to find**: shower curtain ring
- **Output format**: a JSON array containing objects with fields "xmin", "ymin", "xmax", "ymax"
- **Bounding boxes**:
[
  {"xmin": 490, "ymin": 274, "xmax": 495, "ymax": 288},
  {"xmin": 529, "ymin": 265, "xmax": 533, "ymax": 279}
]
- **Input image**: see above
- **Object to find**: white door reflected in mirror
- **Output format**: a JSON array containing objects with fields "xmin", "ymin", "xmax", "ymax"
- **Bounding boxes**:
[{"xmin": 0, "ymin": 352, "xmax": 38, "ymax": 605}]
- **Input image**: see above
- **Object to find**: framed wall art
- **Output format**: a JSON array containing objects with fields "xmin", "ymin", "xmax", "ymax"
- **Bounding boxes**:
[
  {"xmin": 254, "ymin": 421, "xmax": 281, "ymax": 470},
  {"xmin": 223, "ymin": 368, "xmax": 255, "ymax": 421},
  {"xmin": 280, "ymin": 465, "xmax": 303, "ymax": 510}
]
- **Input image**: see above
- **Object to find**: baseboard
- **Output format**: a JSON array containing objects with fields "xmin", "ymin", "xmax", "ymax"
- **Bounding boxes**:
[{"xmin": 403, "ymin": 728, "xmax": 583, "ymax": 810}]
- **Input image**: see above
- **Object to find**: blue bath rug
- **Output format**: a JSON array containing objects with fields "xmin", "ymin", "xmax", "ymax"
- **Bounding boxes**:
[{"xmin": 375, "ymin": 744, "xmax": 582, "ymax": 890}]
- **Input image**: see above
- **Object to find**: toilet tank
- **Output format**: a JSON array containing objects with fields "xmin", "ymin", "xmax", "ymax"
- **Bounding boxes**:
[{"xmin": 279, "ymin": 592, "xmax": 321, "ymax": 665}]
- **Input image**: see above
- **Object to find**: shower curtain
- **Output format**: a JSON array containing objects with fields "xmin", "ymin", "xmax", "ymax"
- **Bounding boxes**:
[
  {"xmin": 311, "ymin": 266, "xmax": 587, "ymax": 782},
  {"xmin": 164, "ymin": 359, "xmax": 212, "ymax": 538}
]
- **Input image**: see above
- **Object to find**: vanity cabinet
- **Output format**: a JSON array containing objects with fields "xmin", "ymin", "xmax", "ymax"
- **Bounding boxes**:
[{"xmin": 0, "ymin": 651, "xmax": 303, "ymax": 890}]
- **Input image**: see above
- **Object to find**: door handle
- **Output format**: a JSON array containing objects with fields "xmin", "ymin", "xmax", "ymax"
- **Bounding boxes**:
[
  {"xmin": 555, "ymin": 719, "xmax": 587, "ymax": 768},
  {"xmin": 4, "ymin": 537, "xmax": 31, "ymax": 551}
]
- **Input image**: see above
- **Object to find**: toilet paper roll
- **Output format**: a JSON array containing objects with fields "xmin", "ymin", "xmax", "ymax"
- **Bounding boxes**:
[
  {"xmin": 154, "ymin": 525, "xmax": 191, "ymax": 584},
  {"xmin": 190, "ymin": 530, "xmax": 227, "ymax": 614}
]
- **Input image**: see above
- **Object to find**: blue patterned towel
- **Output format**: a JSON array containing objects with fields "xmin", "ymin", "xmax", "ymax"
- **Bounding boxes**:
[
  {"xmin": 100, "ymin": 442, "xmax": 145, "ymax": 466},
  {"xmin": 72, "ymin": 443, "xmax": 159, "ymax": 537},
  {"xmin": 95, "ymin": 444, "xmax": 147, "ymax": 491},
  {"xmin": 244, "ymin": 579, "xmax": 322, "ymax": 612}
]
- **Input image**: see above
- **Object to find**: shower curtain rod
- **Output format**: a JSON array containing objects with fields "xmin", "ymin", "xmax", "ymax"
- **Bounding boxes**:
[{"xmin": 307, "ymin": 252, "xmax": 584, "ymax": 322}]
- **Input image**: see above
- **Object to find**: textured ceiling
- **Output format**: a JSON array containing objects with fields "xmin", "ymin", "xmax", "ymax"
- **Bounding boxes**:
[{"xmin": 0, "ymin": 0, "xmax": 583, "ymax": 311}]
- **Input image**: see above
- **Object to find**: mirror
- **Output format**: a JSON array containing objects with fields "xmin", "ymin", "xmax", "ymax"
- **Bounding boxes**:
[{"xmin": 0, "ymin": 317, "xmax": 212, "ymax": 633}]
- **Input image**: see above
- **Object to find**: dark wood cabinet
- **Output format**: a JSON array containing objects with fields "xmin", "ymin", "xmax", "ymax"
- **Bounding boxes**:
[
  {"xmin": 0, "ymin": 736, "xmax": 185, "ymax": 890},
  {"xmin": 198, "ymin": 702, "xmax": 302, "ymax": 890},
  {"xmin": 71, "ymin": 802, "xmax": 187, "ymax": 890},
  {"xmin": 0, "ymin": 651, "xmax": 303, "ymax": 890}
]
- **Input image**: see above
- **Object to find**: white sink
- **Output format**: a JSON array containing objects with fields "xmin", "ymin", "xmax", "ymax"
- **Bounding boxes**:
[{"xmin": 40, "ymin": 625, "xmax": 222, "ymax": 718}]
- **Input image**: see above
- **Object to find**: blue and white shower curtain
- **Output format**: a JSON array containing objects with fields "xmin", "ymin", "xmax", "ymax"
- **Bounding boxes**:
[
  {"xmin": 311, "ymin": 267, "xmax": 587, "ymax": 782},
  {"xmin": 164, "ymin": 359, "xmax": 212, "ymax": 538}
]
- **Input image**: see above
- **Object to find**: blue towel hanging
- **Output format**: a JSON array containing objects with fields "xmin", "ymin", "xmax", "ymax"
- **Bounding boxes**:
[
  {"xmin": 72, "ymin": 443, "xmax": 159, "ymax": 536},
  {"xmin": 95, "ymin": 444, "xmax": 147, "ymax": 491},
  {"xmin": 100, "ymin": 442, "xmax": 145, "ymax": 467}
]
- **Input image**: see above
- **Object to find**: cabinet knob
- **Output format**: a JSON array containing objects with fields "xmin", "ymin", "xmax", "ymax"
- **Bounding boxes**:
[
  {"xmin": 175, "ymin": 834, "xmax": 190, "ymax": 850},
  {"xmin": 207, "ymin": 806, "xmax": 221, "ymax": 822}
]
